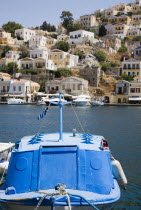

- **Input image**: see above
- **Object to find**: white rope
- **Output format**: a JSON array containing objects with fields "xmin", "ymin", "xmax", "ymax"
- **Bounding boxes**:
[
  {"xmin": 66, "ymin": 193, "xmax": 72, "ymax": 210},
  {"xmin": 71, "ymin": 104, "xmax": 85, "ymax": 134}
]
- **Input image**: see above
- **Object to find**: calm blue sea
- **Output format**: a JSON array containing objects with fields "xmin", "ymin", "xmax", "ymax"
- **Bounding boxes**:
[{"xmin": 0, "ymin": 105, "xmax": 141, "ymax": 209}]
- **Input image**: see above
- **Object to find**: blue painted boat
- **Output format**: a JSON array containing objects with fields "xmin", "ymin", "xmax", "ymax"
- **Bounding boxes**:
[{"xmin": 0, "ymin": 93, "xmax": 127, "ymax": 210}]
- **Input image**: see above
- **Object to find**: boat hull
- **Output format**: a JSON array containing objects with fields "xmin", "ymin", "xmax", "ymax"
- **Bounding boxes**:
[
  {"xmin": 74, "ymin": 101, "xmax": 91, "ymax": 106},
  {"xmin": 1, "ymin": 202, "xmax": 114, "ymax": 210}
]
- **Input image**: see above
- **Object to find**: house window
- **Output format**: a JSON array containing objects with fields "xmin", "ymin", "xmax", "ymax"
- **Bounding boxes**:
[
  {"xmin": 7, "ymin": 86, "xmax": 9, "ymax": 92},
  {"xmin": 130, "ymin": 88, "xmax": 135, "ymax": 93},
  {"xmin": 73, "ymin": 84, "xmax": 75, "ymax": 90},
  {"xmin": 78, "ymin": 84, "xmax": 81, "ymax": 90},
  {"xmin": 136, "ymin": 88, "xmax": 140, "ymax": 93},
  {"xmin": 13, "ymin": 86, "xmax": 16, "ymax": 91},
  {"xmin": 136, "ymin": 64, "xmax": 139, "ymax": 69},
  {"xmin": 18, "ymin": 86, "xmax": 21, "ymax": 91},
  {"xmin": 62, "ymin": 85, "xmax": 65, "ymax": 90},
  {"xmin": 56, "ymin": 86, "xmax": 59, "ymax": 91}
]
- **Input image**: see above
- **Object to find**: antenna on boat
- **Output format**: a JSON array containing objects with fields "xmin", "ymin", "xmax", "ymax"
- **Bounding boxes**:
[{"xmin": 49, "ymin": 92, "xmax": 71, "ymax": 141}]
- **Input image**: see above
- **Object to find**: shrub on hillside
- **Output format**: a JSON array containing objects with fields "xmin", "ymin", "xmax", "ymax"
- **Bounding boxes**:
[{"xmin": 94, "ymin": 50, "xmax": 107, "ymax": 62}]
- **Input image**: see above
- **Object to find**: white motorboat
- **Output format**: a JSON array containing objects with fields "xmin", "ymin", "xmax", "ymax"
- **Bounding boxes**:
[
  {"xmin": 45, "ymin": 94, "xmax": 67, "ymax": 106},
  {"xmin": 7, "ymin": 98, "xmax": 26, "ymax": 105},
  {"xmin": 91, "ymin": 100, "xmax": 104, "ymax": 106},
  {"xmin": 73, "ymin": 94, "xmax": 91, "ymax": 106}
]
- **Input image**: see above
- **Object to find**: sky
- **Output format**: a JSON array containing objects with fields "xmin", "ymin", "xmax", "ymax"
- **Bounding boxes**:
[{"xmin": 0, "ymin": 0, "xmax": 131, "ymax": 28}]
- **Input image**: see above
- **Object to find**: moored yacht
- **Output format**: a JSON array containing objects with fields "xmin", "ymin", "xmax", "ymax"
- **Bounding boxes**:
[
  {"xmin": 7, "ymin": 98, "xmax": 26, "ymax": 105},
  {"xmin": 73, "ymin": 94, "xmax": 91, "ymax": 106}
]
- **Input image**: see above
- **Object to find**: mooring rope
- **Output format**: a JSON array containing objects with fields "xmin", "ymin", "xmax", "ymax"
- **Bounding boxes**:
[{"xmin": 71, "ymin": 104, "xmax": 86, "ymax": 134}]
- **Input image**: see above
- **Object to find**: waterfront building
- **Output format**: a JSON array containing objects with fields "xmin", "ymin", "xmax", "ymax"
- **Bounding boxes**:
[
  {"xmin": 79, "ymin": 14, "xmax": 97, "ymax": 30},
  {"xmin": 15, "ymin": 28, "xmax": 36, "ymax": 42},
  {"xmin": 122, "ymin": 59, "xmax": 141, "ymax": 81},
  {"xmin": 108, "ymin": 15, "xmax": 131, "ymax": 25},
  {"xmin": 111, "ymin": 80, "xmax": 141, "ymax": 104},
  {"xmin": 0, "ymin": 28, "xmax": 15, "ymax": 45},
  {"xmin": 45, "ymin": 76, "xmax": 88, "ymax": 95},
  {"xmin": 67, "ymin": 30, "xmax": 95, "ymax": 44},
  {"xmin": 48, "ymin": 49, "xmax": 79, "ymax": 68}
]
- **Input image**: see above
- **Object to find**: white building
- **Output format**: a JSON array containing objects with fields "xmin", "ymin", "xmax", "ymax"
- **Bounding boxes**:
[
  {"xmin": 30, "ymin": 48, "xmax": 48, "ymax": 59},
  {"xmin": 6, "ymin": 51, "xmax": 20, "ymax": 61},
  {"xmin": 29, "ymin": 35, "xmax": 47, "ymax": 49},
  {"xmin": 19, "ymin": 57, "xmax": 56, "ymax": 71},
  {"xmin": 127, "ymin": 25, "xmax": 141, "ymax": 37},
  {"xmin": 15, "ymin": 28, "xmax": 36, "ymax": 42},
  {"xmin": 67, "ymin": 30, "xmax": 95, "ymax": 44}
]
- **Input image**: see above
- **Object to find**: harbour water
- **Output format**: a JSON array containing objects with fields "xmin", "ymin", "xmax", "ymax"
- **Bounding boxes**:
[{"xmin": 0, "ymin": 105, "xmax": 141, "ymax": 209}]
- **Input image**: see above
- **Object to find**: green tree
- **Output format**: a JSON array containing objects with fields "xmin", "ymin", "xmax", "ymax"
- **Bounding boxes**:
[
  {"xmin": 19, "ymin": 45, "xmax": 30, "ymax": 58},
  {"xmin": 118, "ymin": 45, "xmax": 127, "ymax": 53},
  {"xmin": 55, "ymin": 68, "xmax": 72, "ymax": 78},
  {"xmin": 67, "ymin": 23, "xmax": 82, "ymax": 32},
  {"xmin": 1, "ymin": 62, "xmax": 18, "ymax": 74},
  {"xmin": 2, "ymin": 21, "xmax": 23, "ymax": 37},
  {"xmin": 40, "ymin": 21, "xmax": 56, "ymax": 32},
  {"xmin": 39, "ymin": 80, "xmax": 46, "ymax": 92},
  {"xmin": 94, "ymin": 50, "xmax": 107, "ymax": 62},
  {"xmin": 0, "ymin": 45, "xmax": 13, "ymax": 58},
  {"xmin": 49, "ymin": 34, "xmax": 58, "ymax": 39},
  {"xmin": 60, "ymin": 11, "xmax": 74, "ymax": 29},
  {"xmin": 121, "ymin": 74, "xmax": 135, "ymax": 82},
  {"xmin": 55, "ymin": 41, "xmax": 70, "ymax": 52},
  {"xmin": 98, "ymin": 25, "xmax": 107, "ymax": 37}
]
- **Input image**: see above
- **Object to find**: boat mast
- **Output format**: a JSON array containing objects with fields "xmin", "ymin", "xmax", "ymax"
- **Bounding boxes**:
[{"xmin": 49, "ymin": 92, "xmax": 71, "ymax": 141}]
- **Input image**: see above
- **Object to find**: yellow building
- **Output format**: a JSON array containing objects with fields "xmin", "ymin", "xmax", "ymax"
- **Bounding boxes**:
[
  {"xmin": 0, "ymin": 58, "xmax": 14, "ymax": 69},
  {"xmin": 108, "ymin": 15, "xmax": 131, "ymax": 25},
  {"xmin": 80, "ymin": 14, "xmax": 97, "ymax": 30},
  {"xmin": 131, "ymin": 1, "xmax": 141, "ymax": 13},
  {"xmin": 122, "ymin": 59, "xmax": 141, "ymax": 81},
  {"xmin": 114, "ymin": 23, "xmax": 129, "ymax": 38},
  {"xmin": 114, "ymin": 3, "xmax": 131, "ymax": 13},
  {"xmin": 131, "ymin": 15, "xmax": 141, "ymax": 26},
  {"xmin": 46, "ymin": 37, "xmax": 57, "ymax": 49},
  {"xmin": 48, "ymin": 49, "xmax": 78, "ymax": 68},
  {"xmin": 0, "ymin": 28, "xmax": 15, "ymax": 45}
]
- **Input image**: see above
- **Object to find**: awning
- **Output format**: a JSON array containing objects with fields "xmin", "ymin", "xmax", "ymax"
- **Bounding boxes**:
[{"xmin": 129, "ymin": 97, "xmax": 141, "ymax": 101}]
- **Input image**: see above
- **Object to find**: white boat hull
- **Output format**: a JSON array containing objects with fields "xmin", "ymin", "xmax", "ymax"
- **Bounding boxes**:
[{"xmin": 74, "ymin": 101, "xmax": 91, "ymax": 106}]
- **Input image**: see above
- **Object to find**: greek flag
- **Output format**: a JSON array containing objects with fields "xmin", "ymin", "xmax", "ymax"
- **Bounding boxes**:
[{"xmin": 37, "ymin": 106, "xmax": 49, "ymax": 120}]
